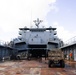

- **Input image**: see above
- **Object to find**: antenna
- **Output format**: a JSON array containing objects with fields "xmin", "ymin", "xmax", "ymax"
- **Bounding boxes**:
[
  {"xmin": 33, "ymin": 18, "xmax": 43, "ymax": 28},
  {"xmin": 30, "ymin": 9, "xmax": 32, "ymax": 27}
]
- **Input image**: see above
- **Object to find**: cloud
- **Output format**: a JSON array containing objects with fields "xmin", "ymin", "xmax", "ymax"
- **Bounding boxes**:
[
  {"xmin": 53, "ymin": 22, "xmax": 75, "ymax": 43},
  {"xmin": 0, "ymin": 0, "xmax": 57, "ymax": 42}
]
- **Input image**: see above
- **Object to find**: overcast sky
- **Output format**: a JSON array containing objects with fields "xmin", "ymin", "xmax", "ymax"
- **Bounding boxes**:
[{"xmin": 0, "ymin": 0, "xmax": 76, "ymax": 43}]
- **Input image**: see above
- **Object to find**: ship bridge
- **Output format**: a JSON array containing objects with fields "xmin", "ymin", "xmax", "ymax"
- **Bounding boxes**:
[{"xmin": 19, "ymin": 27, "xmax": 56, "ymax": 31}]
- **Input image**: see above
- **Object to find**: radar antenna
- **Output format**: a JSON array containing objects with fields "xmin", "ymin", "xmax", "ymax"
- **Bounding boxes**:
[{"xmin": 33, "ymin": 18, "xmax": 43, "ymax": 28}]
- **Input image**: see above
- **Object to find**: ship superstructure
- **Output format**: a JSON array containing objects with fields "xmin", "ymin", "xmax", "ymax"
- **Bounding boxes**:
[{"xmin": 12, "ymin": 18, "xmax": 63, "ymax": 59}]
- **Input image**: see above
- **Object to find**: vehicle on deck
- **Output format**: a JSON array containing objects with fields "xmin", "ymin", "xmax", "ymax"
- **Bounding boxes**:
[{"xmin": 48, "ymin": 49, "xmax": 65, "ymax": 68}]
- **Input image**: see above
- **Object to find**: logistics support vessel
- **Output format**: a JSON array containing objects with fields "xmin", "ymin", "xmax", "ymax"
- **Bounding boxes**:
[{"xmin": 11, "ymin": 18, "xmax": 63, "ymax": 59}]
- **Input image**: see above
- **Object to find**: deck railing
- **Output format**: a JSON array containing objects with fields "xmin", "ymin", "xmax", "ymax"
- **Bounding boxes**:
[{"xmin": 62, "ymin": 36, "xmax": 76, "ymax": 47}]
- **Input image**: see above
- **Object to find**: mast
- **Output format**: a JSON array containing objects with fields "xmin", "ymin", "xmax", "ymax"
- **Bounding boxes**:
[{"xmin": 33, "ymin": 18, "xmax": 43, "ymax": 28}]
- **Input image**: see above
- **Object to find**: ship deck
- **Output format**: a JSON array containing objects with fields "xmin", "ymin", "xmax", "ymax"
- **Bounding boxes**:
[{"xmin": 0, "ymin": 59, "xmax": 76, "ymax": 75}]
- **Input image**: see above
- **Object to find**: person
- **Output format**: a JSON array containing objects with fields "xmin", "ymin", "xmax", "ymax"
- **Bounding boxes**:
[{"xmin": 69, "ymin": 52, "xmax": 72, "ymax": 60}]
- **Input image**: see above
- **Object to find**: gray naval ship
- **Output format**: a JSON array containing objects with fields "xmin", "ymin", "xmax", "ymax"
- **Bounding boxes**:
[{"xmin": 11, "ymin": 18, "xmax": 63, "ymax": 59}]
